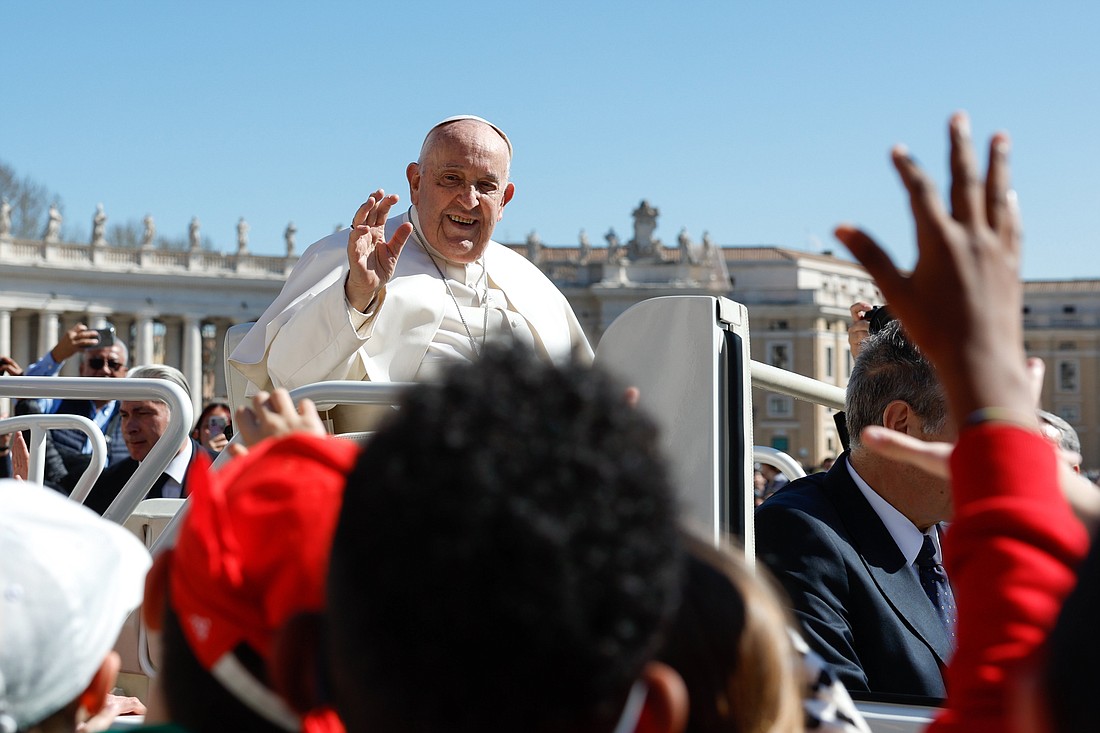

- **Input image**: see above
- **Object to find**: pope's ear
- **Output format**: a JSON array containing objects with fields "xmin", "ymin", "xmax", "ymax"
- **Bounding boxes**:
[
  {"xmin": 407, "ymin": 162, "xmax": 422, "ymax": 205},
  {"xmin": 498, "ymin": 182, "xmax": 515, "ymax": 216}
]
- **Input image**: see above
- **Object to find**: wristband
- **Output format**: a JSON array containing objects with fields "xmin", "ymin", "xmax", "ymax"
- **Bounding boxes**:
[{"xmin": 963, "ymin": 407, "xmax": 1039, "ymax": 431}]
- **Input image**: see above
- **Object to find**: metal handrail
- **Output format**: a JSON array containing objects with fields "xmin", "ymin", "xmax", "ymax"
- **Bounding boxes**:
[
  {"xmin": 0, "ymin": 413, "xmax": 107, "ymax": 501},
  {"xmin": 0, "ymin": 376, "xmax": 193, "ymax": 524},
  {"xmin": 749, "ymin": 360, "xmax": 846, "ymax": 410},
  {"xmin": 753, "ymin": 446, "xmax": 808, "ymax": 481}
]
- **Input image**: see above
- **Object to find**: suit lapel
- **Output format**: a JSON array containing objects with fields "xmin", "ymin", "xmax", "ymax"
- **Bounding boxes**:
[{"xmin": 826, "ymin": 457, "xmax": 953, "ymax": 664}]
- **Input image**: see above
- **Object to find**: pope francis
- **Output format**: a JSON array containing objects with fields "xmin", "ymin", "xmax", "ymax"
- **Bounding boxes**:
[{"xmin": 229, "ymin": 115, "xmax": 593, "ymax": 432}]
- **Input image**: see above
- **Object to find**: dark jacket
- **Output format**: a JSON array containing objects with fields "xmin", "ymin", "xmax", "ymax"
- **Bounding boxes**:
[
  {"xmin": 82, "ymin": 438, "xmax": 207, "ymax": 516},
  {"xmin": 754, "ymin": 454, "xmax": 951, "ymax": 699}
]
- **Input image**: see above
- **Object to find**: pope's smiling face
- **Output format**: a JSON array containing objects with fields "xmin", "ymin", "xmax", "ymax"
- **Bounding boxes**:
[{"xmin": 406, "ymin": 119, "xmax": 515, "ymax": 264}]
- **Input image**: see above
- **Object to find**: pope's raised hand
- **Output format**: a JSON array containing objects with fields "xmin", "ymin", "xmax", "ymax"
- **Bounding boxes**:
[{"xmin": 344, "ymin": 189, "xmax": 414, "ymax": 312}]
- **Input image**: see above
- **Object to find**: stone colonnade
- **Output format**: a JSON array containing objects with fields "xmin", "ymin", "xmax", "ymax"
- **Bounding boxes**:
[{"xmin": 1, "ymin": 307, "xmax": 238, "ymax": 419}]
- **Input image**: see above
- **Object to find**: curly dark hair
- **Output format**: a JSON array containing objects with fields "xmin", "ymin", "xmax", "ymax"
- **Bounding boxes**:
[{"xmin": 327, "ymin": 344, "xmax": 683, "ymax": 733}]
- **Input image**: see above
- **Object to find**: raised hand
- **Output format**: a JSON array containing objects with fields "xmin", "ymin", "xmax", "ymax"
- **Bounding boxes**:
[
  {"xmin": 847, "ymin": 300, "xmax": 875, "ymax": 359},
  {"xmin": 0, "ymin": 355, "xmax": 23, "ymax": 376},
  {"xmin": 233, "ymin": 389, "xmax": 326, "ymax": 449},
  {"xmin": 51, "ymin": 323, "xmax": 101, "ymax": 362},
  {"xmin": 835, "ymin": 113, "xmax": 1030, "ymax": 424},
  {"xmin": 344, "ymin": 189, "xmax": 414, "ymax": 312}
]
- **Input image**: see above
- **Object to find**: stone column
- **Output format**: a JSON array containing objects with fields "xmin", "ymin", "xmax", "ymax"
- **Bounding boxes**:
[
  {"xmin": 182, "ymin": 315, "xmax": 203, "ymax": 417},
  {"xmin": 37, "ymin": 311, "xmax": 60, "ymax": 365},
  {"xmin": 135, "ymin": 314, "xmax": 156, "ymax": 367},
  {"xmin": 0, "ymin": 310, "xmax": 10, "ymax": 416},
  {"xmin": 0, "ymin": 310, "xmax": 11, "ymax": 361},
  {"xmin": 11, "ymin": 313, "xmax": 32, "ymax": 369},
  {"xmin": 164, "ymin": 318, "xmax": 182, "ymax": 373},
  {"xmin": 114, "ymin": 316, "xmax": 134, "ymax": 360}
]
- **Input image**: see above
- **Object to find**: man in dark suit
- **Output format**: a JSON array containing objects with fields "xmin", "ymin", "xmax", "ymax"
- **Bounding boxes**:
[
  {"xmin": 755, "ymin": 319, "xmax": 955, "ymax": 698},
  {"xmin": 84, "ymin": 365, "xmax": 206, "ymax": 516}
]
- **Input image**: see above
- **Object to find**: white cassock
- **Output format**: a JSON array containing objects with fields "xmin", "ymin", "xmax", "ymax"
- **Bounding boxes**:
[{"xmin": 229, "ymin": 207, "xmax": 593, "ymax": 432}]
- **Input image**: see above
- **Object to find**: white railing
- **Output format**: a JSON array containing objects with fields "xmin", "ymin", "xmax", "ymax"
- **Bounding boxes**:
[
  {"xmin": 749, "ymin": 359, "xmax": 846, "ymax": 410},
  {"xmin": 0, "ymin": 376, "xmax": 193, "ymax": 523}
]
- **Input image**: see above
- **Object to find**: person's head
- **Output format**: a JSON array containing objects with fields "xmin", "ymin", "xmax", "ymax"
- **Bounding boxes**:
[
  {"xmin": 846, "ymin": 320, "xmax": 949, "ymax": 451},
  {"xmin": 1038, "ymin": 410, "xmax": 1081, "ymax": 472},
  {"xmin": 192, "ymin": 402, "xmax": 231, "ymax": 449},
  {"xmin": 657, "ymin": 530, "xmax": 803, "ymax": 733},
  {"xmin": 0, "ymin": 480, "xmax": 150, "ymax": 733},
  {"xmin": 819, "ymin": 456, "xmax": 835, "ymax": 472},
  {"xmin": 121, "ymin": 365, "xmax": 192, "ymax": 461},
  {"xmin": 142, "ymin": 434, "xmax": 359, "ymax": 733},
  {"xmin": 327, "ymin": 344, "xmax": 684, "ymax": 733},
  {"xmin": 845, "ymin": 320, "xmax": 952, "ymax": 526},
  {"xmin": 406, "ymin": 116, "xmax": 515, "ymax": 264},
  {"xmin": 79, "ymin": 340, "xmax": 128, "ymax": 379}
]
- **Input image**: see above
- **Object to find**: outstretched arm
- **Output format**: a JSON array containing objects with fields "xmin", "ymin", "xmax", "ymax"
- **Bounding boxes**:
[{"xmin": 837, "ymin": 112, "xmax": 1089, "ymax": 733}]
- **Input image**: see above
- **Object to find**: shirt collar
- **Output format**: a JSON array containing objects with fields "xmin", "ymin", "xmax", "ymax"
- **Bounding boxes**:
[
  {"xmin": 161, "ymin": 440, "xmax": 194, "ymax": 486},
  {"xmin": 846, "ymin": 456, "xmax": 941, "ymax": 565}
]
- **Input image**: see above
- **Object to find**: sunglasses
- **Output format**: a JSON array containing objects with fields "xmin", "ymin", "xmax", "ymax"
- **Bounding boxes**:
[{"xmin": 86, "ymin": 357, "xmax": 126, "ymax": 371}]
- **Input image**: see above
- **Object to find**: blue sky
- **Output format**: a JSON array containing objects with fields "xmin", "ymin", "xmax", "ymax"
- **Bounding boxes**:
[{"xmin": 4, "ymin": 1, "xmax": 1098, "ymax": 280}]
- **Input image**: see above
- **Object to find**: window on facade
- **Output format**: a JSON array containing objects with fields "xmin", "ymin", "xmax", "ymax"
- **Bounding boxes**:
[
  {"xmin": 771, "ymin": 435, "xmax": 790, "ymax": 453},
  {"xmin": 1058, "ymin": 360, "xmax": 1079, "ymax": 393},
  {"xmin": 767, "ymin": 394, "xmax": 793, "ymax": 418},
  {"xmin": 845, "ymin": 349, "xmax": 854, "ymax": 377},
  {"xmin": 769, "ymin": 342, "xmax": 791, "ymax": 371},
  {"xmin": 824, "ymin": 345, "xmax": 835, "ymax": 379}
]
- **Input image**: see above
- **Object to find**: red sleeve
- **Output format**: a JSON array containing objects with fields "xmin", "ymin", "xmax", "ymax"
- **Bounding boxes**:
[{"xmin": 929, "ymin": 425, "xmax": 1089, "ymax": 733}]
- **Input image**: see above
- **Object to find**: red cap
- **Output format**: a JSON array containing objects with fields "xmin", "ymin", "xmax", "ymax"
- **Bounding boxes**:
[{"xmin": 168, "ymin": 434, "xmax": 359, "ymax": 730}]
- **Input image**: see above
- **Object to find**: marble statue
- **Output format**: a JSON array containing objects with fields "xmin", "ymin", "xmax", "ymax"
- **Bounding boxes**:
[
  {"xmin": 285, "ymin": 221, "xmax": 297, "ymax": 256},
  {"xmin": 525, "ymin": 230, "xmax": 541, "ymax": 264},
  {"xmin": 0, "ymin": 198, "xmax": 10, "ymax": 237},
  {"xmin": 189, "ymin": 217, "xmax": 201, "ymax": 251},
  {"xmin": 605, "ymin": 228, "xmax": 623, "ymax": 264},
  {"xmin": 701, "ymin": 230, "xmax": 716, "ymax": 263},
  {"xmin": 678, "ymin": 226, "xmax": 699, "ymax": 265},
  {"xmin": 237, "ymin": 217, "xmax": 249, "ymax": 254},
  {"xmin": 44, "ymin": 204, "xmax": 62, "ymax": 243},
  {"xmin": 628, "ymin": 200, "xmax": 660, "ymax": 259},
  {"xmin": 142, "ymin": 215, "xmax": 156, "ymax": 247},
  {"xmin": 91, "ymin": 204, "xmax": 107, "ymax": 246},
  {"xmin": 577, "ymin": 228, "xmax": 590, "ymax": 265}
]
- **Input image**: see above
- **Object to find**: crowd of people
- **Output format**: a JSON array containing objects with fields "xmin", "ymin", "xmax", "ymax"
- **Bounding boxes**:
[{"xmin": 2, "ymin": 112, "xmax": 1100, "ymax": 733}]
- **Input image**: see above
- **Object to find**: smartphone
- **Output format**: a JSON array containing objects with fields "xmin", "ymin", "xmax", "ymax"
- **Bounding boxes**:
[
  {"xmin": 208, "ymin": 415, "xmax": 228, "ymax": 434},
  {"xmin": 91, "ymin": 326, "xmax": 116, "ymax": 348}
]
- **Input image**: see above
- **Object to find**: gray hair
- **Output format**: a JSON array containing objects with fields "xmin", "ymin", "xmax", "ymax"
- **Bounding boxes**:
[
  {"xmin": 126, "ymin": 364, "xmax": 192, "ymax": 401},
  {"xmin": 1038, "ymin": 410, "xmax": 1081, "ymax": 455},
  {"xmin": 845, "ymin": 320, "xmax": 947, "ymax": 450}
]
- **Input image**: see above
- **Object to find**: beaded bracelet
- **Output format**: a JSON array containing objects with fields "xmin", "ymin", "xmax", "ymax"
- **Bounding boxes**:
[{"xmin": 964, "ymin": 407, "xmax": 1040, "ymax": 431}]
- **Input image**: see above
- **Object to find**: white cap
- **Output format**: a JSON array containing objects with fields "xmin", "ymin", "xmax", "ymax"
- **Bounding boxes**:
[
  {"xmin": 0, "ymin": 480, "xmax": 151, "ymax": 730},
  {"xmin": 425, "ymin": 115, "xmax": 513, "ymax": 157}
]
